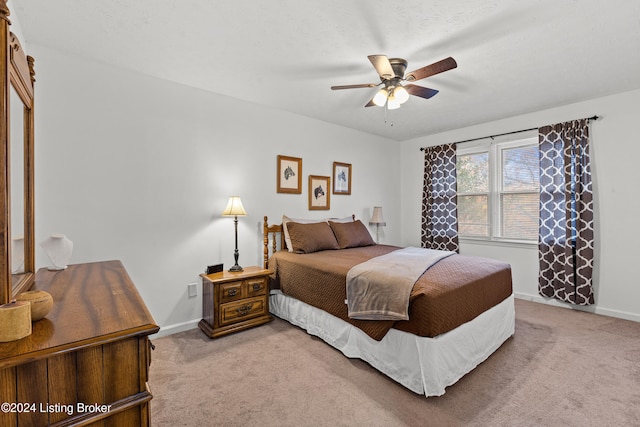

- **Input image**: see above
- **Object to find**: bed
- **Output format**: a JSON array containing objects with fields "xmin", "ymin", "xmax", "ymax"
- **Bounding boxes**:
[{"xmin": 263, "ymin": 215, "xmax": 515, "ymax": 397}]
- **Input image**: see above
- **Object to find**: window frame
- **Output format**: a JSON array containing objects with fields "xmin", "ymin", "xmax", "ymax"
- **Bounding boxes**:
[{"xmin": 457, "ymin": 134, "xmax": 538, "ymax": 246}]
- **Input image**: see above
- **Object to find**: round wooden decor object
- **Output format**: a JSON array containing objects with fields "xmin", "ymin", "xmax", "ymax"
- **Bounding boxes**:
[
  {"xmin": 0, "ymin": 301, "xmax": 32, "ymax": 342},
  {"xmin": 16, "ymin": 290, "xmax": 54, "ymax": 321}
]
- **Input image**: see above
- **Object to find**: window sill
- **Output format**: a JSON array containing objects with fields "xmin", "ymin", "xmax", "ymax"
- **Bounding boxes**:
[{"xmin": 459, "ymin": 237, "xmax": 537, "ymax": 249}]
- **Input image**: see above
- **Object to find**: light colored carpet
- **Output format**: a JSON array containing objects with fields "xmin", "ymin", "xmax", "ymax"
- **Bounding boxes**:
[{"xmin": 149, "ymin": 299, "xmax": 640, "ymax": 426}]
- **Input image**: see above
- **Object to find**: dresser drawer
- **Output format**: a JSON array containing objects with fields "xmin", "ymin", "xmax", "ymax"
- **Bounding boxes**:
[
  {"xmin": 219, "ymin": 297, "xmax": 266, "ymax": 326},
  {"xmin": 220, "ymin": 281, "xmax": 243, "ymax": 303},
  {"xmin": 246, "ymin": 277, "xmax": 267, "ymax": 297}
]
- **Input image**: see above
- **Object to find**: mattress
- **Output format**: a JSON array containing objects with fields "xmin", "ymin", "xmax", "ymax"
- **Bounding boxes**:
[{"xmin": 268, "ymin": 245, "xmax": 513, "ymax": 340}]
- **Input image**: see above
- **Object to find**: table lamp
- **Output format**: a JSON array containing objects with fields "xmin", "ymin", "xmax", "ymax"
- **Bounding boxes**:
[
  {"xmin": 369, "ymin": 206, "xmax": 386, "ymax": 243},
  {"xmin": 222, "ymin": 196, "xmax": 247, "ymax": 272}
]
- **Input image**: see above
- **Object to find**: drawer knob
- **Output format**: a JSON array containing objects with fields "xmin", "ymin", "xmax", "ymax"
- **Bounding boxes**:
[
  {"xmin": 237, "ymin": 304, "xmax": 252, "ymax": 316},
  {"xmin": 228, "ymin": 288, "xmax": 238, "ymax": 297},
  {"xmin": 252, "ymin": 283, "xmax": 261, "ymax": 292}
]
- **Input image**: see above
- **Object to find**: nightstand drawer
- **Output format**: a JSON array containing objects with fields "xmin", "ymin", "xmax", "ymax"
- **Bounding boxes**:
[
  {"xmin": 246, "ymin": 277, "xmax": 267, "ymax": 297},
  {"xmin": 220, "ymin": 281, "xmax": 243, "ymax": 303},
  {"xmin": 219, "ymin": 297, "xmax": 266, "ymax": 326}
]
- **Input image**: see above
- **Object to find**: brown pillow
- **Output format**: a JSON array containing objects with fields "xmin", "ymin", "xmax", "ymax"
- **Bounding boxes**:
[
  {"xmin": 287, "ymin": 221, "xmax": 340, "ymax": 254},
  {"xmin": 282, "ymin": 215, "xmax": 353, "ymax": 252},
  {"xmin": 329, "ymin": 220, "xmax": 376, "ymax": 249}
]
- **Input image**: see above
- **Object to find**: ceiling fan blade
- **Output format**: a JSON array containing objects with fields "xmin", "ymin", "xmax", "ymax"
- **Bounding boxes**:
[
  {"xmin": 405, "ymin": 84, "xmax": 439, "ymax": 99},
  {"xmin": 404, "ymin": 57, "xmax": 457, "ymax": 82},
  {"xmin": 368, "ymin": 55, "xmax": 395, "ymax": 79},
  {"xmin": 331, "ymin": 83, "xmax": 378, "ymax": 90},
  {"xmin": 364, "ymin": 98, "xmax": 377, "ymax": 107}
]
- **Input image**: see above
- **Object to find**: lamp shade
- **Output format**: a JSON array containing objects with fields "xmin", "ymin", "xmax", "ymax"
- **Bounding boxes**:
[
  {"xmin": 369, "ymin": 206, "xmax": 386, "ymax": 226},
  {"xmin": 221, "ymin": 196, "xmax": 247, "ymax": 217}
]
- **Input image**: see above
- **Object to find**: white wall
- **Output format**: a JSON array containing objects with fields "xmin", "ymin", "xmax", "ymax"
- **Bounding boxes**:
[
  {"xmin": 23, "ymin": 38, "xmax": 640, "ymax": 334},
  {"xmin": 401, "ymin": 88, "xmax": 640, "ymax": 322},
  {"xmin": 31, "ymin": 45, "xmax": 400, "ymax": 335}
]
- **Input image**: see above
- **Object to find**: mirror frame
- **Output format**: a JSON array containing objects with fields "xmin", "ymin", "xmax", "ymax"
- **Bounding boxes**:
[{"xmin": 1, "ymin": 1, "xmax": 35, "ymax": 305}]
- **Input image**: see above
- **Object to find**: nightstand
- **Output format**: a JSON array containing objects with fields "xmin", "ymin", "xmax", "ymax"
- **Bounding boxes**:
[{"xmin": 198, "ymin": 266, "xmax": 273, "ymax": 338}]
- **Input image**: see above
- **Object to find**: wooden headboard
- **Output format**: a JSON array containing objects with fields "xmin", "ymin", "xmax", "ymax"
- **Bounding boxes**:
[
  {"xmin": 262, "ymin": 215, "xmax": 357, "ymax": 269},
  {"xmin": 263, "ymin": 216, "xmax": 284, "ymax": 269}
]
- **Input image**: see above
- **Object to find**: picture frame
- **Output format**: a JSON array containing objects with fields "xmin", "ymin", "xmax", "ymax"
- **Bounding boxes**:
[
  {"xmin": 332, "ymin": 162, "xmax": 352, "ymax": 195},
  {"xmin": 277, "ymin": 155, "xmax": 302, "ymax": 194},
  {"xmin": 308, "ymin": 175, "xmax": 330, "ymax": 210}
]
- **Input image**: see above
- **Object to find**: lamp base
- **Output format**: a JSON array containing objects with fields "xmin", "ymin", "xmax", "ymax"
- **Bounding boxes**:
[{"xmin": 228, "ymin": 264, "xmax": 244, "ymax": 272}]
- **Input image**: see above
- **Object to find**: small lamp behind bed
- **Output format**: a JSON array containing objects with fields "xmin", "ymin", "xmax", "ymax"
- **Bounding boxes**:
[
  {"xmin": 222, "ymin": 196, "xmax": 247, "ymax": 272},
  {"xmin": 369, "ymin": 206, "xmax": 386, "ymax": 243}
]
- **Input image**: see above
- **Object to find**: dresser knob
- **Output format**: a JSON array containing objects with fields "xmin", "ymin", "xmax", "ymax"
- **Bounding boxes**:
[
  {"xmin": 228, "ymin": 288, "xmax": 238, "ymax": 297},
  {"xmin": 252, "ymin": 283, "xmax": 261, "ymax": 292},
  {"xmin": 237, "ymin": 304, "xmax": 252, "ymax": 316}
]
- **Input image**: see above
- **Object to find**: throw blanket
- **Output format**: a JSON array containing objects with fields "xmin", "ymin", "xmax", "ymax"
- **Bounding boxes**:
[{"xmin": 346, "ymin": 247, "xmax": 454, "ymax": 321}]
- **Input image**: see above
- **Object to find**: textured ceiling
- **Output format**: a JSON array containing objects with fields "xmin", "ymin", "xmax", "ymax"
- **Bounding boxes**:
[{"xmin": 11, "ymin": 0, "xmax": 640, "ymax": 141}]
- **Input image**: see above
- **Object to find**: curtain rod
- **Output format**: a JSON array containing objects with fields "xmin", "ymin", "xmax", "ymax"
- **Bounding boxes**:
[{"xmin": 419, "ymin": 115, "xmax": 599, "ymax": 151}]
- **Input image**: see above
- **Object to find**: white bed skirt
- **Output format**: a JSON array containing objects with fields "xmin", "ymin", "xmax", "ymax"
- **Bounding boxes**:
[{"xmin": 269, "ymin": 292, "xmax": 515, "ymax": 397}]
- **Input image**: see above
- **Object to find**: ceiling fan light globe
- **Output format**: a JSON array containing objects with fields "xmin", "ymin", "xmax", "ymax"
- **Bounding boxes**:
[
  {"xmin": 372, "ymin": 88, "xmax": 388, "ymax": 107},
  {"xmin": 387, "ymin": 95, "xmax": 400, "ymax": 109},
  {"xmin": 394, "ymin": 86, "xmax": 410, "ymax": 104}
]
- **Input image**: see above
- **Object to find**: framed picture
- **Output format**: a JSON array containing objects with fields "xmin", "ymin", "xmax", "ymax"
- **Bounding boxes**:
[
  {"xmin": 332, "ymin": 162, "xmax": 352, "ymax": 195},
  {"xmin": 308, "ymin": 175, "xmax": 330, "ymax": 210},
  {"xmin": 277, "ymin": 155, "xmax": 302, "ymax": 194}
]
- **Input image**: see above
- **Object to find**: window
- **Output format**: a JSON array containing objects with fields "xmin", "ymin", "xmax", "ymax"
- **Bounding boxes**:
[
  {"xmin": 457, "ymin": 152, "xmax": 489, "ymax": 237},
  {"xmin": 457, "ymin": 137, "xmax": 539, "ymax": 243}
]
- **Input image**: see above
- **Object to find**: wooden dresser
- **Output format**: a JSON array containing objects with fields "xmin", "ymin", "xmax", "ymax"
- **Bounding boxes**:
[{"xmin": 0, "ymin": 260, "xmax": 159, "ymax": 426}]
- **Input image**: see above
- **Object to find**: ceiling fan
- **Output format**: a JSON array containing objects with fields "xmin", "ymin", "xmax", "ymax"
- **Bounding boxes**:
[{"xmin": 331, "ymin": 55, "xmax": 457, "ymax": 109}]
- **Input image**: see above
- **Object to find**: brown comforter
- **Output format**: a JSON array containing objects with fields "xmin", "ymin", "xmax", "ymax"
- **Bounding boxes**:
[{"xmin": 269, "ymin": 245, "xmax": 512, "ymax": 341}]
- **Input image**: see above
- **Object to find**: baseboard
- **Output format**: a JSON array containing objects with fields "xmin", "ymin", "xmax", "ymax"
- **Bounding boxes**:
[
  {"xmin": 514, "ymin": 292, "xmax": 640, "ymax": 323},
  {"xmin": 152, "ymin": 319, "xmax": 200, "ymax": 338}
]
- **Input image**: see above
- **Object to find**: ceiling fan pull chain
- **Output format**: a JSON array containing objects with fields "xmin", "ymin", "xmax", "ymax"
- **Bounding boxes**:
[{"xmin": 384, "ymin": 103, "xmax": 394, "ymax": 127}]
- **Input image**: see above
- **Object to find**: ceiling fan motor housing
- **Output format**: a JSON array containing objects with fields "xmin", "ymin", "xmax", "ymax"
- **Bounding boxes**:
[{"xmin": 388, "ymin": 58, "xmax": 408, "ymax": 79}]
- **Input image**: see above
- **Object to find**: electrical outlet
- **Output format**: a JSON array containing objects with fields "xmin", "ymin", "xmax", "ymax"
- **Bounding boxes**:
[{"xmin": 188, "ymin": 282, "xmax": 198, "ymax": 297}]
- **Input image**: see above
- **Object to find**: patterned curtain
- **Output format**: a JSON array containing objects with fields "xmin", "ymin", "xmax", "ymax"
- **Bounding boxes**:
[
  {"xmin": 538, "ymin": 119, "xmax": 594, "ymax": 305},
  {"xmin": 421, "ymin": 143, "xmax": 459, "ymax": 252}
]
